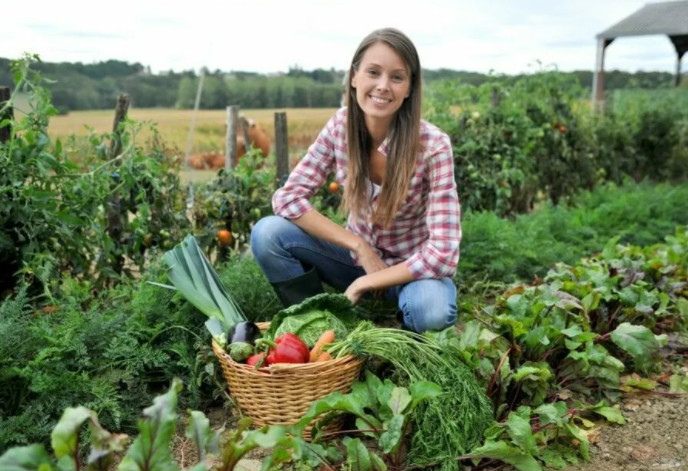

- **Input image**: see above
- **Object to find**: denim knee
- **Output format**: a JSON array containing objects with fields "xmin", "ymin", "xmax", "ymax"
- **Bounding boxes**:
[
  {"xmin": 400, "ymin": 278, "xmax": 457, "ymax": 333},
  {"xmin": 250, "ymin": 215, "xmax": 290, "ymax": 262}
]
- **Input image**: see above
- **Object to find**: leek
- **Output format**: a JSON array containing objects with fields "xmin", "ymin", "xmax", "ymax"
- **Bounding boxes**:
[{"xmin": 162, "ymin": 235, "xmax": 246, "ymax": 330}]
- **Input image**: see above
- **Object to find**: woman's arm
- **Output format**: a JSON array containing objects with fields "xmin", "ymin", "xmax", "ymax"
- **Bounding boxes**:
[
  {"xmin": 291, "ymin": 209, "xmax": 359, "ymax": 251},
  {"xmin": 403, "ymin": 134, "xmax": 461, "ymax": 280},
  {"xmin": 344, "ymin": 261, "xmax": 414, "ymax": 303},
  {"xmin": 271, "ymin": 109, "xmax": 388, "ymax": 275},
  {"xmin": 292, "ymin": 210, "xmax": 389, "ymax": 275},
  {"xmin": 345, "ymin": 132, "xmax": 461, "ymax": 303}
]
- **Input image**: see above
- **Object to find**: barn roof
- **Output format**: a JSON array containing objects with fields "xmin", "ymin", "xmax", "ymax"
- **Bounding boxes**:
[{"xmin": 597, "ymin": 1, "xmax": 688, "ymax": 39}]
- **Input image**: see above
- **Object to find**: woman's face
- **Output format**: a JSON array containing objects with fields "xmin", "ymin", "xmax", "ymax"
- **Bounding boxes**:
[{"xmin": 351, "ymin": 42, "xmax": 411, "ymax": 124}]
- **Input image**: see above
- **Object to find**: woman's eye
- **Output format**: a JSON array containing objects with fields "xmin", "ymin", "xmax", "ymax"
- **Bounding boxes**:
[
  {"xmin": 367, "ymin": 70, "xmax": 378, "ymax": 76},
  {"xmin": 393, "ymin": 76, "xmax": 404, "ymax": 82}
]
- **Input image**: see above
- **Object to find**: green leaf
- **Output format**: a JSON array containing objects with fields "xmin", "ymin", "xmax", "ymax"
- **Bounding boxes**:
[
  {"xmin": 610, "ymin": 323, "xmax": 662, "ymax": 372},
  {"xmin": 0, "ymin": 445, "xmax": 54, "ymax": 471},
  {"xmin": 387, "ymin": 387, "xmax": 412, "ymax": 415},
  {"xmin": 564, "ymin": 423, "xmax": 589, "ymax": 460},
  {"xmin": 602, "ymin": 236, "xmax": 620, "ymax": 261},
  {"xmin": 467, "ymin": 440, "xmax": 542, "ymax": 471},
  {"xmin": 533, "ymin": 404, "xmax": 563, "ymax": 427},
  {"xmin": 581, "ymin": 293, "xmax": 598, "ymax": 314},
  {"xmin": 259, "ymin": 436, "xmax": 301, "ymax": 471},
  {"xmin": 677, "ymin": 298, "xmax": 688, "ymax": 320},
  {"xmin": 496, "ymin": 315, "xmax": 527, "ymax": 338},
  {"xmin": 376, "ymin": 381, "xmax": 395, "ymax": 421},
  {"xmin": 162, "ymin": 235, "xmax": 245, "ymax": 329},
  {"xmin": 343, "ymin": 437, "xmax": 372, "ymax": 471},
  {"xmin": 297, "ymin": 442, "xmax": 333, "ymax": 469},
  {"xmin": 540, "ymin": 448, "xmax": 566, "ymax": 469},
  {"xmin": 622, "ymin": 375, "xmax": 657, "ymax": 390},
  {"xmin": 512, "ymin": 364, "xmax": 552, "ymax": 383},
  {"xmin": 352, "ymin": 371, "xmax": 383, "ymax": 411},
  {"xmin": 370, "ymin": 453, "xmax": 387, "ymax": 471},
  {"xmin": 117, "ymin": 379, "xmax": 183, "ymax": 471},
  {"xmin": 241, "ymin": 425, "xmax": 287, "ymax": 449},
  {"xmin": 588, "ymin": 401, "xmax": 625, "ymax": 424},
  {"xmin": 592, "ymin": 369, "xmax": 621, "ymax": 390},
  {"xmin": 185, "ymin": 411, "xmax": 212, "ymax": 461},
  {"xmin": 355, "ymin": 418, "xmax": 377, "ymax": 438},
  {"xmin": 379, "ymin": 415, "xmax": 405, "ymax": 454},
  {"xmin": 506, "ymin": 411, "xmax": 537, "ymax": 455},
  {"xmin": 669, "ymin": 373, "xmax": 688, "ymax": 393},
  {"xmin": 409, "ymin": 381, "xmax": 442, "ymax": 410},
  {"xmin": 298, "ymin": 392, "xmax": 380, "ymax": 433},
  {"xmin": 458, "ymin": 320, "xmax": 481, "ymax": 350},
  {"xmin": 87, "ymin": 419, "xmax": 128, "ymax": 471},
  {"xmin": 51, "ymin": 407, "xmax": 93, "ymax": 464}
]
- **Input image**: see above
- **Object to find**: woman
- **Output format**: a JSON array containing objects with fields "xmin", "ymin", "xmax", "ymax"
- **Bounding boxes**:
[{"xmin": 250, "ymin": 28, "xmax": 461, "ymax": 333}]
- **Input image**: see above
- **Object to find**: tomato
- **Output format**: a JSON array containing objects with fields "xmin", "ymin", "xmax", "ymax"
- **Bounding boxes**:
[
  {"xmin": 328, "ymin": 181, "xmax": 340, "ymax": 193},
  {"xmin": 217, "ymin": 229, "xmax": 232, "ymax": 246}
]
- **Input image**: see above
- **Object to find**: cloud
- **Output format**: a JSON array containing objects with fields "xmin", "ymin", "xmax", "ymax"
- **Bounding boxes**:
[{"xmin": 0, "ymin": 0, "xmax": 679, "ymax": 74}]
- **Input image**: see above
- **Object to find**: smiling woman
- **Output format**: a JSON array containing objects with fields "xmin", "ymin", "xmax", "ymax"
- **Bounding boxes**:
[{"xmin": 250, "ymin": 28, "xmax": 461, "ymax": 334}]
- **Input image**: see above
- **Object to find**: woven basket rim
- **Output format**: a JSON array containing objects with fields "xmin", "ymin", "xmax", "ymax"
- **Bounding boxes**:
[{"xmin": 212, "ymin": 339, "xmax": 362, "ymax": 374}]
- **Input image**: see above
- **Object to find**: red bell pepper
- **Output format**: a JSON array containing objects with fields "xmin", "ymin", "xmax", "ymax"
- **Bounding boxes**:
[
  {"xmin": 257, "ymin": 333, "xmax": 309, "ymax": 364},
  {"xmin": 246, "ymin": 353, "xmax": 268, "ymax": 367}
]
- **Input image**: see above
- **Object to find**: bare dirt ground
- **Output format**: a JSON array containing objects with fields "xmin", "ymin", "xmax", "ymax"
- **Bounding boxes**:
[{"xmin": 566, "ymin": 394, "xmax": 688, "ymax": 471}]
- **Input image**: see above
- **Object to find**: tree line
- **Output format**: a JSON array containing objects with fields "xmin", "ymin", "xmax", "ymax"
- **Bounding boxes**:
[{"xmin": 0, "ymin": 57, "xmax": 681, "ymax": 113}]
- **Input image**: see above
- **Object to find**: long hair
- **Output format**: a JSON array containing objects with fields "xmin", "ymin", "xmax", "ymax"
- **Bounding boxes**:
[{"xmin": 344, "ymin": 28, "xmax": 422, "ymax": 227}]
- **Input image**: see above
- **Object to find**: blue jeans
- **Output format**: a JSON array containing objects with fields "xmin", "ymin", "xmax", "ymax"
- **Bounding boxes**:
[{"xmin": 250, "ymin": 216, "xmax": 457, "ymax": 333}]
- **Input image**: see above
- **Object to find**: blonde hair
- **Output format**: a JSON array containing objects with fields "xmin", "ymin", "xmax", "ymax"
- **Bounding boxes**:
[{"xmin": 344, "ymin": 28, "xmax": 422, "ymax": 227}]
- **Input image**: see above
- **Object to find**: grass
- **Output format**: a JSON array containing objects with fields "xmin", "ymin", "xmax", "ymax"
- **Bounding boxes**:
[{"xmin": 48, "ymin": 107, "xmax": 338, "ymax": 158}]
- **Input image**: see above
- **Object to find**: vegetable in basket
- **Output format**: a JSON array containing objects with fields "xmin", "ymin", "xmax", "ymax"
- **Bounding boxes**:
[
  {"xmin": 265, "ymin": 293, "xmax": 360, "ymax": 348},
  {"xmin": 256, "ymin": 333, "xmax": 310, "ymax": 364},
  {"xmin": 247, "ymin": 353, "xmax": 268, "ymax": 367},
  {"xmin": 309, "ymin": 330, "xmax": 336, "ymax": 362},
  {"xmin": 158, "ymin": 235, "xmax": 247, "ymax": 341},
  {"xmin": 227, "ymin": 321, "xmax": 263, "ymax": 362}
]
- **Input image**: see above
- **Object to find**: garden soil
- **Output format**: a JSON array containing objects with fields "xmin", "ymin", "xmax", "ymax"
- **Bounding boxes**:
[{"xmin": 564, "ymin": 394, "xmax": 688, "ymax": 471}]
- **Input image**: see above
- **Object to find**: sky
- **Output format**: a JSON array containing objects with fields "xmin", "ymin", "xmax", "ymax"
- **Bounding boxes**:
[{"xmin": 1, "ymin": 0, "xmax": 682, "ymax": 75}]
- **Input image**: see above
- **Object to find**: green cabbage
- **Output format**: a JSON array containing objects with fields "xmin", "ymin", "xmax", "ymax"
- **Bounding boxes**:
[
  {"xmin": 273, "ymin": 310, "xmax": 348, "ymax": 347},
  {"xmin": 266, "ymin": 293, "xmax": 362, "ymax": 348}
]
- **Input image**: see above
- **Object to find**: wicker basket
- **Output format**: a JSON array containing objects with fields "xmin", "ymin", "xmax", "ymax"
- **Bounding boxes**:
[{"xmin": 212, "ymin": 322, "xmax": 363, "ymax": 440}]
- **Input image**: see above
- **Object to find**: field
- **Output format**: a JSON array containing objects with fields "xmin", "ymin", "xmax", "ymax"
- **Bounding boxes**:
[
  {"xmin": 4, "ymin": 62, "xmax": 688, "ymax": 471},
  {"xmin": 48, "ymin": 107, "xmax": 337, "ymax": 157}
]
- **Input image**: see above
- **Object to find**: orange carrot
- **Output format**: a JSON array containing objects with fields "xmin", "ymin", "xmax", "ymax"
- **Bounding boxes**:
[
  {"xmin": 316, "ymin": 352, "xmax": 332, "ymax": 362},
  {"xmin": 310, "ymin": 330, "xmax": 336, "ymax": 362}
]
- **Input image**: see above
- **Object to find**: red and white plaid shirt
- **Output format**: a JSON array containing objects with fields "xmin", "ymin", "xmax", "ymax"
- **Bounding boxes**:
[{"xmin": 272, "ymin": 107, "xmax": 461, "ymax": 280}]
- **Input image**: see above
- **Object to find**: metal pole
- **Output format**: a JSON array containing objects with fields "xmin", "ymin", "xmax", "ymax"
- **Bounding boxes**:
[
  {"xmin": 676, "ymin": 52, "xmax": 685, "ymax": 87},
  {"xmin": 591, "ymin": 38, "xmax": 602, "ymax": 113},
  {"xmin": 185, "ymin": 70, "xmax": 205, "ymax": 213},
  {"xmin": 185, "ymin": 70, "xmax": 205, "ymax": 163}
]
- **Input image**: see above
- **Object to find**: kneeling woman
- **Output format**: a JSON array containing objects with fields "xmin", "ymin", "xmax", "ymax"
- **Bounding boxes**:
[{"xmin": 251, "ymin": 28, "xmax": 461, "ymax": 333}]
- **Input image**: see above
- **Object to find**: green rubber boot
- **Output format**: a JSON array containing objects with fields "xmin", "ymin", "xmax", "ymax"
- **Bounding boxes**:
[{"xmin": 269, "ymin": 266, "xmax": 324, "ymax": 309}]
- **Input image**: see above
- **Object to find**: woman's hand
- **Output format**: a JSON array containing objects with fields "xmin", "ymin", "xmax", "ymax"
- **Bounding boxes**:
[
  {"xmin": 345, "ymin": 277, "xmax": 368, "ymax": 304},
  {"xmin": 354, "ymin": 238, "xmax": 388, "ymax": 275}
]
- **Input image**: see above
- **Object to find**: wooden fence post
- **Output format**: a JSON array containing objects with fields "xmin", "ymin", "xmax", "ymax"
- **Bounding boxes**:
[
  {"xmin": 107, "ymin": 93, "xmax": 130, "ymax": 278},
  {"xmin": 0, "ymin": 87, "xmax": 12, "ymax": 143},
  {"xmin": 225, "ymin": 106, "xmax": 239, "ymax": 170},
  {"xmin": 490, "ymin": 87, "xmax": 501, "ymax": 108},
  {"xmin": 274, "ymin": 111, "xmax": 289, "ymax": 184},
  {"xmin": 0, "ymin": 87, "xmax": 13, "ymax": 292}
]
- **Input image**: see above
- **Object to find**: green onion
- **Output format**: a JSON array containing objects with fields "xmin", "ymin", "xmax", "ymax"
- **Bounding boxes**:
[{"xmin": 162, "ymin": 235, "xmax": 246, "ymax": 330}]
